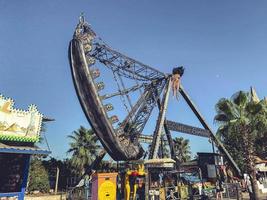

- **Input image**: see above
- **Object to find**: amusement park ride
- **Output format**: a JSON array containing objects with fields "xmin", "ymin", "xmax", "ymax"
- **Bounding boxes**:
[
  {"xmin": 69, "ymin": 15, "xmax": 240, "ymax": 172},
  {"xmin": 0, "ymin": 15, "xmax": 243, "ymax": 200},
  {"xmin": 68, "ymin": 16, "xmax": 242, "ymax": 199}
]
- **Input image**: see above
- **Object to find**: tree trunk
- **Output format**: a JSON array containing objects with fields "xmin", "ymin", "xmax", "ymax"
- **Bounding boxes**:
[
  {"xmin": 248, "ymin": 148, "xmax": 260, "ymax": 199},
  {"xmin": 249, "ymin": 171, "xmax": 261, "ymax": 200},
  {"xmin": 242, "ymin": 126, "xmax": 260, "ymax": 200}
]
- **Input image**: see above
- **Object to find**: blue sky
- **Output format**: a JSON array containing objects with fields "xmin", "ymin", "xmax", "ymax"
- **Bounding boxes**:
[{"xmin": 1, "ymin": 0, "xmax": 267, "ymax": 160}]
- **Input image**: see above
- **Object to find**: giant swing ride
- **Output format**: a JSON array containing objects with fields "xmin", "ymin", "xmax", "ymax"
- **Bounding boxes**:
[{"xmin": 68, "ymin": 16, "xmax": 241, "ymax": 176}]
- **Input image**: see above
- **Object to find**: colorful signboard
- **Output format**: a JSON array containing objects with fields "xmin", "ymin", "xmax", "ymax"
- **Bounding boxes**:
[{"xmin": 0, "ymin": 95, "xmax": 43, "ymax": 142}]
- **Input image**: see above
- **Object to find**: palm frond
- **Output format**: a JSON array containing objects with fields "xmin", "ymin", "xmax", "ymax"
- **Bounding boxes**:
[
  {"xmin": 215, "ymin": 98, "xmax": 238, "ymax": 119},
  {"xmin": 66, "ymin": 126, "xmax": 101, "ymax": 175},
  {"xmin": 232, "ymin": 91, "xmax": 248, "ymax": 108},
  {"xmin": 214, "ymin": 114, "xmax": 229, "ymax": 124}
]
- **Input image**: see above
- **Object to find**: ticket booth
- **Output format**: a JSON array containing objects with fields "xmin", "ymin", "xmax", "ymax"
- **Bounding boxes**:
[
  {"xmin": 0, "ymin": 143, "xmax": 50, "ymax": 200},
  {"xmin": 0, "ymin": 95, "xmax": 51, "ymax": 200},
  {"xmin": 144, "ymin": 158, "xmax": 176, "ymax": 200},
  {"xmin": 91, "ymin": 173, "xmax": 118, "ymax": 200}
]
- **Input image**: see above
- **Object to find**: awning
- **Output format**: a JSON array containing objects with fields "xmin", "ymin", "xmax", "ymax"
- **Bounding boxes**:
[{"xmin": 0, "ymin": 142, "xmax": 51, "ymax": 155}]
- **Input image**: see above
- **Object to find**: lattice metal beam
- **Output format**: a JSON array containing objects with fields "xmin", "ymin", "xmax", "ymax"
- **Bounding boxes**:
[
  {"xmin": 70, "ymin": 18, "xmax": 167, "ymax": 161},
  {"xmin": 91, "ymin": 43, "xmax": 166, "ymax": 81},
  {"xmin": 119, "ymin": 80, "xmax": 166, "ymax": 140}
]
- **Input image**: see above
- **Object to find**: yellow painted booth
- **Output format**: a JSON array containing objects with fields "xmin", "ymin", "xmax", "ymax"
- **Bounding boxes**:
[{"xmin": 91, "ymin": 173, "xmax": 118, "ymax": 200}]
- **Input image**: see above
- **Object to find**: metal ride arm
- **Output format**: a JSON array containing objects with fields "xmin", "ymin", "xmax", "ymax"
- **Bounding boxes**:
[
  {"xmin": 149, "ymin": 78, "xmax": 172, "ymax": 159},
  {"xmin": 179, "ymin": 85, "xmax": 241, "ymax": 176},
  {"xmin": 84, "ymin": 149, "xmax": 106, "ymax": 175},
  {"xmin": 156, "ymin": 99, "xmax": 176, "ymax": 160}
]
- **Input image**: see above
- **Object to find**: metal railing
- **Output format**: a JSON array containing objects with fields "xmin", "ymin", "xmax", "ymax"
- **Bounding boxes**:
[
  {"xmin": 221, "ymin": 183, "xmax": 242, "ymax": 200},
  {"xmin": 66, "ymin": 186, "xmax": 91, "ymax": 200}
]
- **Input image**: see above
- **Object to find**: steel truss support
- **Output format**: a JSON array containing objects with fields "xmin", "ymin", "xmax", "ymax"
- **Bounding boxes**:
[
  {"xmin": 100, "ymin": 84, "xmax": 145, "ymax": 100},
  {"xmin": 149, "ymin": 78, "xmax": 172, "ymax": 159},
  {"xmin": 156, "ymin": 99, "xmax": 176, "ymax": 160},
  {"xmin": 91, "ymin": 44, "xmax": 166, "ymax": 81},
  {"xmin": 119, "ymin": 79, "xmax": 166, "ymax": 140}
]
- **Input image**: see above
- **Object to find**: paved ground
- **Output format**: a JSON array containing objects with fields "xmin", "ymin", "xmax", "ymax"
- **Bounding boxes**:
[
  {"xmin": 24, "ymin": 192, "xmax": 267, "ymax": 200},
  {"xmin": 242, "ymin": 192, "xmax": 267, "ymax": 200},
  {"xmin": 25, "ymin": 194, "xmax": 66, "ymax": 200}
]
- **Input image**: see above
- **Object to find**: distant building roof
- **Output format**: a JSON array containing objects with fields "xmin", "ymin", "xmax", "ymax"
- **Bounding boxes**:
[{"xmin": 0, "ymin": 142, "xmax": 51, "ymax": 155}]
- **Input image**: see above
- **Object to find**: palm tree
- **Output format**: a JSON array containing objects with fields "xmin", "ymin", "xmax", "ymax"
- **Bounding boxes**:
[
  {"xmin": 173, "ymin": 137, "xmax": 191, "ymax": 163},
  {"xmin": 67, "ymin": 126, "xmax": 100, "ymax": 175},
  {"xmin": 214, "ymin": 89, "xmax": 267, "ymax": 199},
  {"xmin": 157, "ymin": 136, "xmax": 170, "ymax": 158}
]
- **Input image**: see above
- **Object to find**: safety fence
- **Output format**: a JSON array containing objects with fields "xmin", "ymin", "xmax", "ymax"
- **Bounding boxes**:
[
  {"xmin": 66, "ymin": 187, "xmax": 91, "ymax": 200},
  {"xmin": 221, "ymin": 183, "xmax": 242, "ymax": 200}
]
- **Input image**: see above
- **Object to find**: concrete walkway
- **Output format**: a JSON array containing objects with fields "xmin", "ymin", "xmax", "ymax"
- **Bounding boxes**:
[
  {"xmin": 25, "ymin": 194, "xmax": 66, "ymax": 200},
  {"xmin": 242, "ymin": 192, "xmax": 267, "ymax": 200}
]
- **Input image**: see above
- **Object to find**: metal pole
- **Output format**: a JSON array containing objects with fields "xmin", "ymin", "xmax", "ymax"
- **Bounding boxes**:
[
  {"xmin": 211, "ymin": 141, "xmax": 220, "ymax": 199},
  {"xmin": 19, "ymin": 155, "xmax": 31, "ymax": 200},
  {"xmin": 160, "ymin": 136, "xmax": 164, "ymax": 158},
  {"xmin": 55, "ymin": 167, "xmax": 59, "ymax": 194}
]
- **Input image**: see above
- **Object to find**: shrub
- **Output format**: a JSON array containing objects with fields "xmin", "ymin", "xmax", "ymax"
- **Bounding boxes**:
[{"xmin": 27, "ymin": 158, "xmax": 50, "ymax": 193}]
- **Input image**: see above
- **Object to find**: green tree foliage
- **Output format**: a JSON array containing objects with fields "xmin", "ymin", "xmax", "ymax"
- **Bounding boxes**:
[
  {"xmin": 67, "ymin": 126, "xmax": 100, "ymax": 175},
  {"xmin": 214, "ymin": 89, "xmax": 267, "ymax": 199},
  {"xmin": 42, "ymin": 158, "xmax": 75, "ymax": 190},
  {"xmin": 158, "ymin": 136, "xmax": 170, "ymax": 158},
  {"xmin": 173, "ymin": 137, "xmax": 191, "ymax": 163},
  {"xmin": 28, "ymin": 158, "xmax": 50, "ymax": 193},
  {"xmin": 215, "ymin": 91, "xmax": 267, "ymax": 169}
]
